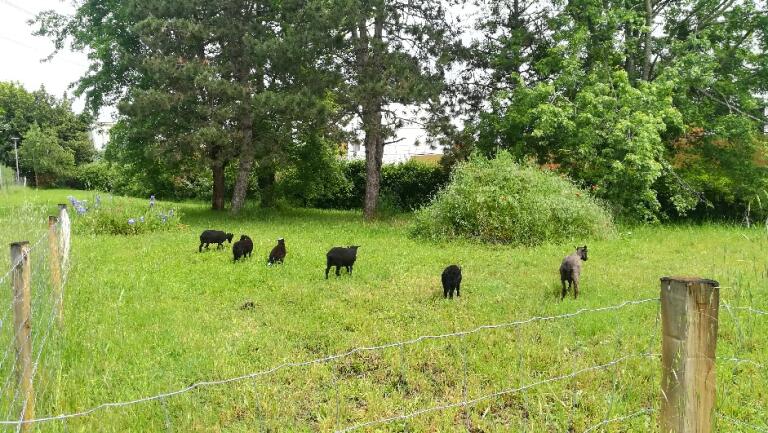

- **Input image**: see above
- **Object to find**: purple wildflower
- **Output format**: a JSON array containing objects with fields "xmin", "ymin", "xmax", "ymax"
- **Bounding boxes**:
[
  {"xmin": 139, "ymin": 216, "xmax": 145, "ymax": 223},
  {"xmin": 149, "ymin": 195, "xmax": 156, "ymax": 208},
  {"xmin": 128, "ymin": 218, "xmax": 136, "ymax": 225},
  {"xmin": 75, "ymin": 205, "xmax": 86, "ymax": 215}
]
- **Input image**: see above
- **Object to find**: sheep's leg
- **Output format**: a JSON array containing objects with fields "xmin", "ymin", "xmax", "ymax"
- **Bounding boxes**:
[
  {"xmin": 443, "ymin": 286, "xmax": 448, "ymax": 298},
  {"xmin": 456, "ymin": 282, "xmax": 460, "ymax": 297},
  {"xmin": 325, "ymin": 265, "xmax": 331, "ymax": 279},
  {"xmin": 348, "ymin": 265, "xmax": 353, "ymax": 275},
  {"xmin": 561, "ymin": 279, "xmax": 567, "ymax": 300},
  {"xmin": 573, "ymin": 278, "xmax": 579, "ymax": 299},
  {"xmin": 199, "ymin": 243, "xmax": 204, "ymax": 253},
  {"xmin": 335, "ymin": 265, "xmax": 341, "ymax": 277}
]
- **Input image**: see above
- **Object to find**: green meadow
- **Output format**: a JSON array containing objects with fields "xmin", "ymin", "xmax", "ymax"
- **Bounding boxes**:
[{"xmin": 0, "ymin": 187, "xmax": 765, "ymax": 432}]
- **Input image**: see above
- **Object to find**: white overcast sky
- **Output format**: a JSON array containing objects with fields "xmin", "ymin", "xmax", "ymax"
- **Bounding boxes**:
[{"xmin": 0, "ymin": 0, "xmax": 112, "ymax": 120}]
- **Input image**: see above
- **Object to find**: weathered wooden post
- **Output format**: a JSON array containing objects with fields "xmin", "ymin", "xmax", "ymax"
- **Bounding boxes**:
[
  {"xmin": 660, "ymin": 277, "xmax": 719, "ymax": 433},
  {"xmin": 57, "ymin": 204, "xmax": 70, "ymax": 274},
  {"xmin": 10, "ymin": 241, "xmax": 34, "ymax": 430},
  {"xmin": 48, "ymin": 216, "xmax": 63, "ymax": 326}
]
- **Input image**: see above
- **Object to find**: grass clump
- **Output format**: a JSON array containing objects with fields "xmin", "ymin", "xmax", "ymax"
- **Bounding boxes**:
[
  {"xmin": 69, "ymin": 193, "xmax": 183, "ymax": 235},
  {"xmin": 411, "ymin": 152, "xmax": 616, "ymax": 245}
]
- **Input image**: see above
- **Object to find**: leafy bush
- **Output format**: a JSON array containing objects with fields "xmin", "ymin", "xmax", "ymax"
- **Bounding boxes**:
[
  {"xmin": 71, "ymin": 161, "xmax": 116, "ymax": 191},
  {"xmin": 290, "ymin": 159, "xmax": 449, "ymax": 211},
  {"xmin": 411, "ymin": 153, "xmax": 616, "ymax": 245},
  {"xmin": 68, "ymin": 193, "xmax": 182, "ymax": 236}
]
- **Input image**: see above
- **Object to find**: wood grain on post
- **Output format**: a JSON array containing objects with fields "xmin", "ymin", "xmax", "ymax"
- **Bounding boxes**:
[
  {"xmin": 48, "ymin": 216, "xmax": 63, "ymax": 326},
  {"xmin": 10, "ymin": 241, "xmax": 34, "ymax": 430},
  {"xmin": 660, "ymin": 276, "xmax": 719, "ymax": 433}
]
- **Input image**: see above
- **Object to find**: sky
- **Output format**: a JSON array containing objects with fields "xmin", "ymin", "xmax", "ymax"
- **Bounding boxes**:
[{"xmin": 0, "ymin": 0, "xmax": 111, "ymax": 120}]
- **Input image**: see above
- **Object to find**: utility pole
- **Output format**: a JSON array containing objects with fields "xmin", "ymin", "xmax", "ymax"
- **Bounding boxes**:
[{"xmin": 11, "ymin": 137, "xmax": 20, "ymax": 183}]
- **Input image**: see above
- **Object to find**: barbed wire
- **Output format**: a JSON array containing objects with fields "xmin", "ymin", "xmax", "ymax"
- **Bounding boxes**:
[
  {"xmin": 0, "ymin": 297, "xmax": 659, "ymax": 426},
  {"xmin": 581, "ymin": 407, "xmax": 656, "ymax": 433},
  {"xmin": 729, "ymin": 306, "xmax": 767, "ymax": 316},
  {"xmin": 718, "ymin": 356, "xmax": 765, "ymax": 368},
  {"xmin": 335, "ymin": 353, "xmax": 660, "ymax": 433},
  {"xmin": 718, "ymin": 413, "xmax": 768, "ymax": 432}
]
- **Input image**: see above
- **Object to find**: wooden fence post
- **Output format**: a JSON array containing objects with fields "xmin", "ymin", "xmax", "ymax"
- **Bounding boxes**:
[
  {"xmin": 48, "ymin": 216, "xmax": 63, "ymax": 326},
  {"xmin": 10, "ymin": 241, "xmax": 33, "ymax": 431},
  {"xmin": 660, "ymin": 277, "xmax": 719, "ymax": 433},
  {"xmin": 57, "ymin": 204, "xmax": 70, "ymax": 274}
]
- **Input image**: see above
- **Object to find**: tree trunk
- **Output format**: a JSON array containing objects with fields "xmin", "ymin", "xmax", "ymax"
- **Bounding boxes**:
[
  {"xmin": 362, "ymin": 104, "xmax": 383, "ymax": 220},
  {"xmin": 211, "ymin": 161, "xmax": 226, "ymax": 211},
  {"xmin": 230, "ymin": 112, "xmax": 254, "ymax": 214},
  {"xmin": 642, "ymin": 0, "xmax": 653, "ymax": 81},
  {"xmin": 231, "ymin": 58, "xmax": 255, "ymax": 215}
]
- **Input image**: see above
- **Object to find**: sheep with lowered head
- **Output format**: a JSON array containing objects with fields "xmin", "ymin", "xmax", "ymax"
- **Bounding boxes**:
[
  {"xmin": 199, "ymin": 230, "xmax": 233, "ymax": 252},
  {"xmin": 560, "ymin": 245, "xmax": 588, "ymax": 300},
  {"xmin": 325, "ymin": 246, "xmax": 359, "ymax": 279}
]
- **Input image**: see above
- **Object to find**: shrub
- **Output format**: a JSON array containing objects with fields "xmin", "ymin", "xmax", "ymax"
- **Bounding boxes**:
[
  {"xmin": 296, "ymin": 159, "xmax": 449, "ymax": 211},
  {"xmin": 68, "ymin": 193, "xmax": 182, "ymax": 236},
  {"xmin": 71, "ymin": 161, "xmax": 116, "ymax": 191},
  {"xmin": 410, "ymin": 152, "xmax": 616, "ymax": 245}
]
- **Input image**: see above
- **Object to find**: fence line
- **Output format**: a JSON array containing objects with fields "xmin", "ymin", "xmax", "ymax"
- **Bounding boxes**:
[
  {"xmin": 334, "ymin": 353, "xmax": 660, "ymax": 433},
  {"xmin": 0, "ymin": 297, "xmax": 659, "ymax": 426},
  {"xmin": 718, "ymin": 414, "xmax": 768, "ymax": 432},
  {"xmin": 581, "ymin": 407, "xmax": 656, "ymax": 433}
]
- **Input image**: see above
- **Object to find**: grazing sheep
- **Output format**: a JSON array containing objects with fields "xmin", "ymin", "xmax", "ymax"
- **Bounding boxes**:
[
  {"xmin": 233, "ymin": 235, "xmax": 253, "ymax": 262},
  {"xmin": 199, "ymin": 230, "xmax": 234, "ymax": 252},
  {"xmin": 325, "ymin": 246, "xmax": 360, "ymax": 279},
  {"xmin": 560, "ymin": 245, "xmax": 588, "ymax": 300},
  {"xmin": 441, "ymin": 265, "xmax": 462, "ymax": 299},
  {"xmin": 268, "ymin": 238, "xmax": 286, "ymax": 265}
]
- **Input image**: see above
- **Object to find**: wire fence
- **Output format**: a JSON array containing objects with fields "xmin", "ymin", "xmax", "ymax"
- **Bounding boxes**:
[{"xmin": 0, "ymin": 208, "xmax": 69, "ymax": 432}]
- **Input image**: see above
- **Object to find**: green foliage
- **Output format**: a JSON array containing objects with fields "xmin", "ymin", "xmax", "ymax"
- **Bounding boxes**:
[
  {"xmin": 71, "ymin": 161, "xmax": 116, "ymax": 192},
  {"xmin": 71, "ymin": 194, "xmax": 182, "ymax": 236},
  {"xmin": 411, "ymin": 153, "xmax": 615, "ymax": 245},
  {"xmin": 0, "ymin": 82, "xmax": 94, "ymax": 173},
  {"xmin": 476, "ymin": 70, "xmax": 685, "ymax": 221},
  {"xmin": 283, "ymin": 159, "xmax": 449, "ymax": 212},
  {"xmin": 19, "ymin": 124, "xmax": 75, "ymax": 187}
]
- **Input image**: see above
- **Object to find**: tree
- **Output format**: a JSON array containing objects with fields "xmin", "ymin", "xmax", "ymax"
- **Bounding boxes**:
[
  {"xmin": 36, "ymin": 0, "xmax": 332, "ymax": 212},
  {"xmin": 327, "ymin": 0, "xmax": 461, "ymax": 219},
  {"xmin": 19, "ymin": 124, "xmax": 75, "ymax": 187},
  {"xmin": 465, "ymin": 0, "xmax": 767, "ymax": 220},
  {"xmin": 0, "ymin": 82, "xmax": 95, "ymax": 180}
]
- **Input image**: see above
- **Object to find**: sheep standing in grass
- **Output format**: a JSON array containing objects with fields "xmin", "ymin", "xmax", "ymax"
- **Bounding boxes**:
[
  {"xmin": 441, "ymin": 265, "xmax": 462, "ymax": 299},
  {"xmin": 199, "ymin": 230, "xmax": 234, "ymax": 252},
  {"xmin": 268, "ymin": 238, "xmax": 286, "ymax": 265},
  {"xmin": 325, "ymin": 246, "xmax": 359, "ymax": 279},
  {"xmin": 233, "ymin": 235, "xmax": 253, "ymax": 262},
  {"xmin": 560, "ymin": 245, "xmax": 588, "ymax": 300}
]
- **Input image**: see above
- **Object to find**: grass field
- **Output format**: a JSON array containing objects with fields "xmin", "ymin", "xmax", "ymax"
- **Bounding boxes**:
[{"xmin": 0, "ymin": 188, "xmax": 766, "ymax": 432}]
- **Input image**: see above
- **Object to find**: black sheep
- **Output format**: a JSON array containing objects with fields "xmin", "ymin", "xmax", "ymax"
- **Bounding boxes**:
[
  {"xmin": 233, "ymin": 235, "xmax": 253, "ymax": 262},
  {"xmin": 441, "ymin": 265, "xmax": 462, "ymax": 299},
  {"xmin": 199, "ymin": 230, "xmax": 233, "ymax": 252},
  {"xmin": 325, "ymin": 246, "xmax": 359, "ymax": 279},
  {"xmin": 560, "ymin": 245, "xmax": 588, "ymax": 300},
  {"xmin": 268, "ymin": 238, "xmax": 286, "ymax": 265}
]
